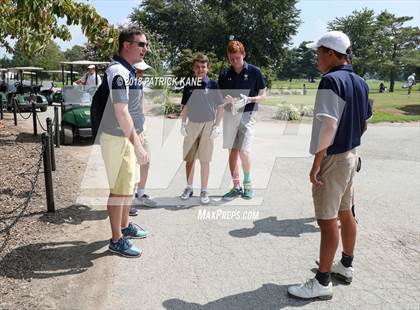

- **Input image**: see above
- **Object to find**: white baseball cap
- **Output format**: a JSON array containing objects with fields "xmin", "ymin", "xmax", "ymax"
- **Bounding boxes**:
[
  {"xmin": 306, "ymin": 31, "xmax": 351, "ymax": 55},
  {"xmin": 87, "ymin": 65, "xmax": 95, "ymax": 69},
  {"xmin": 133, "ymin": 61, "xmax": 151, "ymax": 71}
]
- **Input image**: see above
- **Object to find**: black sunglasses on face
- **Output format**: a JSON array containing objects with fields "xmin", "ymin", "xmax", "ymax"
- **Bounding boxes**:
[{"xmin": 128, "ymin": 40, "xmax": 149, "ymax": 48}]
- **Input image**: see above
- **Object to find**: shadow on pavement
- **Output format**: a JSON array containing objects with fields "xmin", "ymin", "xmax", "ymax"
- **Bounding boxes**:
[
  {"xmin": 135, "ymin": 196, "xmax": 262, "ymax": 211},
  {"xmin": 229, "ymin": 216, "xmax": 319, "ymax": 238},
  {"xmin": 39, "ymin": 204, "xmax": 108, "ymax": 225},
  {"xmin": 0, "ymin": 240, "xmax": 108, "ymax": 279},
  {"xmin": 162, "ymin": 283, "xmax": 318, "ymax": 310}
]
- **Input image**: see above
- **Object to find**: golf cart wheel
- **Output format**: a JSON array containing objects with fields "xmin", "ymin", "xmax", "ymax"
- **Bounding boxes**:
[
  {"xmin": 61, "ymin": 123, "xmax": 74, "ymax": 145},
  {"xmin": 40, "ymin": 106, "xmax": 47, "ymax": 112}
]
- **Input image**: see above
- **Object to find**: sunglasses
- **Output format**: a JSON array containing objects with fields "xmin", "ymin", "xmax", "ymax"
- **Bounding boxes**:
[{"xmin": 128, "ymin": 40, "xmax": 149, "ymax": 48}]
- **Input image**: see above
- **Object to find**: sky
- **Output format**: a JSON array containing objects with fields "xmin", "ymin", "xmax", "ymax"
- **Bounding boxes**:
[{"xmin": 1, "ymin": 0, "xmax": 419, "ymax": 58}]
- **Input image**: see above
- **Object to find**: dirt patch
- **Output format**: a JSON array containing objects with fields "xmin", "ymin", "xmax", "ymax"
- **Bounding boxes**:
[{"xmin": 0, "ymin": 116, "xmax": 90, "ymax": 309}]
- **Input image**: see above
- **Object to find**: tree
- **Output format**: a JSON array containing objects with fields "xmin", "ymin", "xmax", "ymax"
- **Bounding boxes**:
[
  {"xmin": 0, "ymin": 0, "xmax": 119, "ymax": 59},
  {"xmin": 327, "ymin": 8, "xmax": 377, "ymax": 76},
  {"xmin": 328, "ymin": 9, "xmax": 420, "ymax": 91},
  {"xmin": 64, "ymin": 45, "xmax": 85, "ymax": 61},
  {"xmin": 374, "ymin": 11, "xmax": 420, "ymax": 92},
  {"xmin": 296, "ymin": 41, "xmax": 318, "ymax": 82},
  {"xmin": 276, "ymin": 47, "xmax": 299, "ymax": 80},
  {"xmin": 130, "ymin": 0, "xmax": 301, "ymax": 69},
  {"xmin": 10, "ymin": 39, "xmax": 65, "ymax": 69},
  {"xmin": 171, "ymin": 49, "xmax": 228, "ymax": 81}
]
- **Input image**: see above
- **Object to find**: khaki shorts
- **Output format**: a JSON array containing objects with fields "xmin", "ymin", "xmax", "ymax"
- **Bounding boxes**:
[
  {"xmin": 183, "ymin": 121, "xmax": 214, "ymax": 162},
  {"xmin": 223, "ymin": 111, "xmax": 256, "ymax": 152},
  {"xmin": 100, "ymin": 132, "xmax": 138, "ymax": 196},
  {"xmin": 312, "ymin": 149, "xmax": 358, "ymax": 220}
]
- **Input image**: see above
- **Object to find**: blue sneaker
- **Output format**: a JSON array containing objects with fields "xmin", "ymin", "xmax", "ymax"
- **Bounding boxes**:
[
  {"xmin": 108, "ymin": 237, "xmax": 142, "ymax": 258},
  {"xmin": 122, "ymin": 222, "xmax": 148, "ymax": 239}
]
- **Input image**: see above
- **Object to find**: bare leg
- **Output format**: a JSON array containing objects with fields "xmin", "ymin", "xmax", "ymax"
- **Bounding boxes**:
[
  {"xmin": 107, "ymin": 194, "xmax": 130, "ymax": 241},
  {"xmin": 200, "ymin": 161, "xmax": 209, "ymax": 189},
  {"xmin": 186, "ymin": 161, "xmax": 195, "ymax": 186},
  {"xmin": 338, "ymin": 209, "xmax": 357, "ymax": 256},
  {"xmin": 317, "ymin": 218, "xmax": 340, "ymax": 272},
  {"xmin": 239, "ymin": 150, "xmax": 251, "ymax": 172},
  {"xmin": 120, "ymin": 196, "xmax": 134, "ymax": 228},
  {"xmin": 229, "ymin": 148, "xmax": 240, "ymax": 186},
  {"xmin": 137, "ymin": 162, "xmax": 149, "ymax": 192}
]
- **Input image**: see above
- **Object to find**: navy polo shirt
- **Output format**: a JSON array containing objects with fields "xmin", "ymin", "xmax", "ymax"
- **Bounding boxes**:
[
  {"xmin": 102, "ymin": 54, "xmax": 145, "ymax": 136},
  {"xmin": 310, "ymin": 64, "xmax": 372, "ymax": 155},
  {"xmin": 181, "ymin": 76, "xmax": 223, "ymax": 122},
  {"xmin": 218, "ymin": 62, "xmax": 266, "ymax": 112}
]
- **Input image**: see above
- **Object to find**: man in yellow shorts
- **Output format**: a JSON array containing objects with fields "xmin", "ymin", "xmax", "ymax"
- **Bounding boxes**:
[{"xmin": 98, "ymin": 26, "xmax": 151, "ymax": 258}]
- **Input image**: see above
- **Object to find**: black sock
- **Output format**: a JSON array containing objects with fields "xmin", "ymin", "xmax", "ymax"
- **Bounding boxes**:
[
  {"xmin": 341, "ymin": 252, "xmax": 354, "ymax": 268},
  {"xmin": 315, "ymin": 270, "xmax": 331, "ymax": 286}
]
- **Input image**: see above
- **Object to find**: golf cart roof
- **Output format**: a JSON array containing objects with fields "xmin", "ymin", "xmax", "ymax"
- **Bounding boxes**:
[
  {"xmin": 9, "ymin": 66, "xmax": 44, "ymax": 71},
  {"xmin": 0, "ymin": 68, "xmax": 8, "ymax": 71},
  {"xmin": 59, "ymin": 60, "xmax": 109, "ymax": 66},
  {"xmin": 43, "ymin": 70, "xmax": 79, "ymax": 74}
]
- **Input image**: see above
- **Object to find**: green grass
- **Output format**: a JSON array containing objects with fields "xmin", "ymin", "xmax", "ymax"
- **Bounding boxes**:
[
  {"xmin": 370, "ymin": 111, "xmax": 420, "ymax": 123},
  {"xmin": 267, "ymin": 79, "xmax": 420, "ymax": 123}
]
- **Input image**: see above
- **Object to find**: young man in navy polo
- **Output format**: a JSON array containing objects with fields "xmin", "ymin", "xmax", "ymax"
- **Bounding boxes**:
[
  {"xmin": 179, "ymin": 54, "xmax": 224, "ymax": 204},
  {"xmin": 288, "ymin": 31, "xmax": 372, "ymax": 299},
  {"xmin": 218, "ymin": 40, "xmax": 266, "ymax": 200}
]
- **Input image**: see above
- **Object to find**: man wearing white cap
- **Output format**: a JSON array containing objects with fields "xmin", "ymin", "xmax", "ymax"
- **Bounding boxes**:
[
  {"xmin": 407, "ymin": 73, "xmax": 416, "ymax": 95},
  {"xmin": 75, "ymin": 64, "xmax": 102, "ymax": 89},
  {"xmin": 129, "ymin": 60, "xmax": 157, "ymax": 215},
  {"xmin": 288, "ymin": 31, "xmax": 372, "ymax": 300}
]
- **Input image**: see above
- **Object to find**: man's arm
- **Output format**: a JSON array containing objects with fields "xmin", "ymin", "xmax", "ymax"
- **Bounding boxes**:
[
  {"xmin": 310, "ymin": 116, "xmax": 338, "ymax": 186},
  {"xmin": 75, "ymin": 74, "xmax": 87, "ymax": 85},
  {"xmin": 114, "ymin": 103, "xmax": 148, "ymax": 164},
  {"xmin": 214, "ymin": 106, "xmax": 223, "ymax": 127},
  {"xmin": 180, "ymin": 104, "xmax": 188, "ymax": 123},
  {"xmin": 251, "ymin": 87, "xmax": 267, "ymax": 103},
  {"xmin": 310, "ymin": 148, "xmax": 327, "ymax": 186}
]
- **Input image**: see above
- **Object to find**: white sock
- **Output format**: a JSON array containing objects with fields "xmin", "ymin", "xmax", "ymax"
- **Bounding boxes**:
[
  {"xmin": 201, "ymin": 188, "xmax": 207, "ymax": 193},
  {"xmin": 136, "ymin": 188, "xmax": 145, "ymax": 197},
  {"xmin": 186, "ymin": 185, "xmax": 193, "ymax": 189}
]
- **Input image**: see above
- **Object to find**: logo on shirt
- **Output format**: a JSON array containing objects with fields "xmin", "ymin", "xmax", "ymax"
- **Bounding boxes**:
[
  {"xmin": 116, "ymin": 76, "xmax": 124, "ymax": 87},
  {"xmin": 244, "ymin": 74, "xmax": 248, "ymax": 81}
]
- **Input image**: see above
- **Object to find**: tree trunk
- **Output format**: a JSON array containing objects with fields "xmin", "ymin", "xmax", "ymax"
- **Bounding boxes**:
[{"xmin": 390, "ymin": 69, "xmax": 395, "ymax": 92}]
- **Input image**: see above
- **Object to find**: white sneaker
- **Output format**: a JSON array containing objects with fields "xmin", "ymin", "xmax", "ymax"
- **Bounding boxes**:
[
  {"xmin": 287, "ymin": 278, "xmax": 333, "ymax": 300},
  {"xmin": 331, "ymin": 261, "xmax": 353, "ymax": 284},
  {"xmin": 200, "ymin": 191, "xmax": 210, "ymax": 205},
  {"xmin": 133, "ymin": 194, "xmax": 157, "ymax": 208},
  {"xmin": 180, "ymin": 187, "xmax": 193, "ymax": 200}
]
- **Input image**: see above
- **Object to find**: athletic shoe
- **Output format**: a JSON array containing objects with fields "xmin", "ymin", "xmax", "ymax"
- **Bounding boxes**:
[
  {"xmin": 200, "ymin": 191, "xmax": 210, "ymax": 205},
  {"xmin": 351, "ymin": 205, "xmax": 358, "ymax": 223},
  {"xmin": 242, "ymin": 182, "xmax": 254, "ymax": 199},
  {"xmin": 129, "ymin": 207, "xmax": 138, "ymax": 216},
  {"xmin": 108, "ymin": 237, "xmax": 142, "ymax": 258},
  {"xmin": 287, "ymin": 278, "xmax": 333, "ymax": 300},
  {"xmin": 180, "ymin": 187, "xmax": 193, "ymax": 200},
  {"xmin": 222, "ymin": 187, "xmax": 243, "ymax": 201},
  {"xmin": 331, "ymin": 260, "xmax": 353, "ymax": 284},
  {"xmin": 133, "ymin": 193, "xmax": 158, "ymax": 208},
  {"xmin": 122, "ymin": 222, "xmax": 148, "ymax": 239}
]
